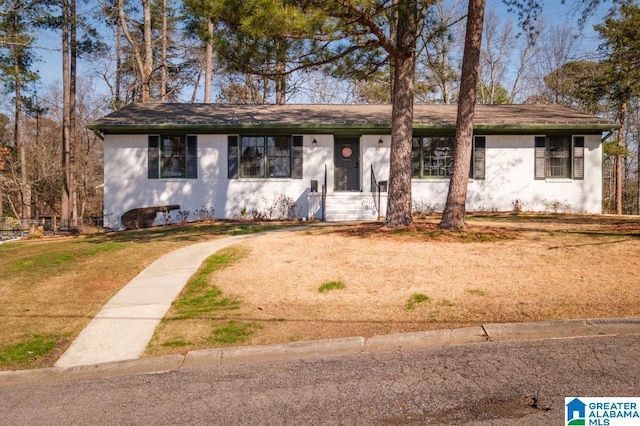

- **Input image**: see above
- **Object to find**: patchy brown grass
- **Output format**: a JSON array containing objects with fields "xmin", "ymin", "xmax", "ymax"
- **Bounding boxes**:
[
  {"xmin": 0, "ymin": 222, "xmax": 287, "ymax": 370},
  {"xmin": 146, "ymin": 214, "xmax": 640, "ymax": 357},
  {"xmin": 2, "ymin": 215, "xmax": 639, "ymax": 368}
]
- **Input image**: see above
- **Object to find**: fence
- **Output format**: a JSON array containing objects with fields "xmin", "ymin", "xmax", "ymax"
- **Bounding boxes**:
[
  {"xmin": 1, "ymin": 216, "xmax": 107, "ymax": 240},
  {"xmin": 0, "ymin": 217, "xmax": 34, "ymax": 241}
]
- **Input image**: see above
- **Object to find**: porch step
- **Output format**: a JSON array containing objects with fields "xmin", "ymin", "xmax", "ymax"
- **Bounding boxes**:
[{"xmin": 324, "ymin": 193, "xmax": 380, "ymax": 221}]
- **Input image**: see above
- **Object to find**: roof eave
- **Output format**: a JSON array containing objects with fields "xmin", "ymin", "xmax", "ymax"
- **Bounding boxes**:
[
  {"xmin": 86, "ymin": 123, "xmax": 390, "ymax": 135},
  {"xmin": 87, "ymin": 122, "xmax": 621, "ymax": 135},
  {"xmin": 471, "ymin": 123, "xmax": 621, "ymax": 134}
]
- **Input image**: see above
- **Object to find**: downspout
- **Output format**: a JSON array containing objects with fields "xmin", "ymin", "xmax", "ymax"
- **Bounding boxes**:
[{"xmin": 89, "ymin": 128, "xmax": 105, "ymax": 141}]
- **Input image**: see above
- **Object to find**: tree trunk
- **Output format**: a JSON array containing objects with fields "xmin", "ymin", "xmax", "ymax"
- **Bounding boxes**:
[
  {"xmin": 61, "ymin": 0, "xmax": 71, "ymax": 229},
  {"xmin": 142, "ymin": 0, "xmax": 152, "ymax": 102},
  {"xmin": 15, "ymin": 62, "xmax": 30, "ymax": 229},
  {"xmin": 204, "ymin": 18, "xmax": 213, "ymax": 103},
  {"xmin": 384, "ymin": 1, "xmax": 418, "ymax": 228},
  {"xmin": 275, "ymin": 40, "xmax": 287, "ymax": 104},
  {"xmin": 615, "ymin": 102, "xmax": 626, "ymax": 215},
  {"xmin": 15, "ymin": 75, "xmax": 30, "ymax": 229},
  {"xmin": 191, "ymin": 68, "xmax": 202, "ymax": 103},
  {"xmin": 161, "ymin": 0, "xmax": 168, "ymax": 102},
  {"xmin": 11, "ymin": 11, "xmax": 31, "ymax": 228},
  {"xmin": 70, "ymin": 0, "xmax": 78, "ymax": 228},
  {"xmin": 275, "ymin": 72, "xmax": 286, "ymax": 104},
  {"xmin": 440, "ymin": 0, "xmax": 485, "ymax": 230},
  {"xmin": 115, "ymin": 19, "xmax": 122, "ymax": 108},
  {"xmin": 119, "ymin": 0, "xmax": 153, "ymax": 102}
]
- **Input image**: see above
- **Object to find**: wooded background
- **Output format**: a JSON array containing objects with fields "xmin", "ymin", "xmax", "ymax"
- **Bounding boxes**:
[{"xmin": 1, "ymin": 0, "xmax": 638, "ymax": 231}]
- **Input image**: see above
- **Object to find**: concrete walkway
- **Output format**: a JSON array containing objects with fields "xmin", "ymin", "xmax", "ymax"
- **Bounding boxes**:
[{"xmin": 55, "ymin": 233, "xmax": 259, "ymax": 367}]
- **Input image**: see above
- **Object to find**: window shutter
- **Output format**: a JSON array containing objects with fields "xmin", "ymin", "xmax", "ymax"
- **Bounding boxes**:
[
  {"xmin": 292, "ymin": 136, "xmax": 303, "ymax": 179},
  {"xmin": 573, "ymin": 136, "xmax": 584, "ymax": 180},
  {"xmin": 186, "ymin": 135, "xmax": 198, "ymax": 179},
  {"xmin": 228, "ymin": 135, "xmax": 238, "ymax": 179},
  {"xmin": 148, "ymin": 135, "xmax": 160, "ymax": 179},
  {"xmin": 472, "ymin": 136, "xmax": 486, "ymax": 180},
  {"xmin": 534, "ymin": 136, "xmax": 546, "ymax": 180}
]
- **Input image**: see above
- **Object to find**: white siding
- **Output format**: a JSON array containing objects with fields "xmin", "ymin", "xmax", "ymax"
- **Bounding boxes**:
[
  {"xmin": 408, "ymin": 134, "xmax": 603, "ymax": 214},
  {"xmin": 104, "ymin": 132, "xmax": 603, "ymax": 228},
  {"xmin": 104, "ymin": 134, "xmax": 326, "ymax": 228}
]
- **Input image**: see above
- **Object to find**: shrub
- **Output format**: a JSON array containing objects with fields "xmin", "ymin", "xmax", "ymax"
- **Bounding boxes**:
[
  {"xmin": 258, "ymin": 192, "xmax": 301, "ymax": 220},
  {"xmin": 177, "ymin": 210, "xmax": 190, "ymax": 224},
  {"xmin": 195, "ymin": 206, "xmax": 216, "ymax": 223},
  {"xmin": 318, "ymin": 281, "xmax": 346, "ymax": 293}
]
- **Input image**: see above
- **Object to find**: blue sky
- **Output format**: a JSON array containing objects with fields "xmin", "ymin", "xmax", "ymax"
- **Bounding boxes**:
[{"xmin": 29, "ymin": 0, "xmax": 613, "ymax": 103}]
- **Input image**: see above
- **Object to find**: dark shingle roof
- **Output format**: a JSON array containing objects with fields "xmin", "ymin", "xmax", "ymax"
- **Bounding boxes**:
[{"xmin": 89, "ymin": 103, "xmax": 617, "ymax": 134}]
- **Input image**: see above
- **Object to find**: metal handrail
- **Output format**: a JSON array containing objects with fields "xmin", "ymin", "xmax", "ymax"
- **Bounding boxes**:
[
  {"xmin": 321, "ymin": 164, "xmax": 327, "ymax": 221},
  {"xmin": 370, "ymin": 165, "xmax": 381, "ymax": 221}
]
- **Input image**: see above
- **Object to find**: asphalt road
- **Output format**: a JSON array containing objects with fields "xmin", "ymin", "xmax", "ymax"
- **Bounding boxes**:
[{"xmin": 2, "ymin": 334, "xmax": 639, "ymax": 425}]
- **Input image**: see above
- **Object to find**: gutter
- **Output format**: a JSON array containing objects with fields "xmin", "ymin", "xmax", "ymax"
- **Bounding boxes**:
[
  {"xmin": 89, "ymin": 127, "xmax": 104, "ymax": 141},
  {"xmin": 87, "ymin": 122, "xmax": 621, "ymax": 136},
  {"xmin": 602, "ymin": 130, "xmax": 614, "ymax": 142}
]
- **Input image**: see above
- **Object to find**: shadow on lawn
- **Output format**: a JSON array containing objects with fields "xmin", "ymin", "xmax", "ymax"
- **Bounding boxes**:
[
  {"xmin": 319, "ymin": 221, "xmax": 519, "ymax": 243},
  {"xmin": 467, "ymin": 213, "xmax": 640, "ymax": 239},
  {"xmin": 75, "ymin": 214, "xmax": 640, "ymax": 245},
  {"xmin": 313, "ymin": 213, "xmax": 640, "ymax": 242},
  {"xmin": 83, "ymin": 222, "xmax": 295, "ymax": 245},
  {"xmin": 469, "ymin": 212, "xmax": 640, "ymax": 227}
]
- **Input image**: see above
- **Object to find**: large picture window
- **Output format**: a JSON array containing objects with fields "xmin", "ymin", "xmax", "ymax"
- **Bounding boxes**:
[
  {"xmin": 228, "ymin": 135, "xmax": 303, "ymax": 179},
  {"xmin": 535, "ymin": 135, "xmax": 584, "ymax": 180},
  {"xmin": 148, "ymin": 135, "xmax": 197, "ymax": 179},
  {"xmin": 411, "ymin": 136, "xmax": 485, "ymax": 179},
  {"xmin": 412, "ymin": 136, "xmax": 453, "ymax": 177}
]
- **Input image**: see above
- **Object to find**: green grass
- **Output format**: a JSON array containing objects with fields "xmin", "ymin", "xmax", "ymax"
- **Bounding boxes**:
[
  {"xmin": 12, "ymin": 252, "xmax": 75, "ymax": 271},
  {"xmin": 465, "ymin": 288, "xmax": 486, "ymax": 296},
  {"xmin": 154, "ymin": 246, "xmax": 261, "ymax": 348},
  {"xmin": 0, "ymin": 335, "xmax": 57, "ymax": 368},
  {"xmin": 7, "ymin": 240, "xmax": 127, "ymax": 276},
  {"xmin": 173, "ymin": 247, "xmax": 246, "ymax": 319},
  {"xmin": 405, "ymin": 293, "xmax": 430, "ymax": 310},
  {"xmin": 318, "ymin": 281, "xmax": 346, "ymax": 293},
  {"xmin": 207, "ymin": 321, "xmax": 261, "ymax": 344},
  {"xmin": 100, "ymin": 223, "xmax": 284, "ymax": 244},
  {"xmin": 161, "ymin": 340, "xmax": 190, "ymax": 348},
  {"xmin": 84, "ymin": 241, "xmax": 126, "ymax": 255}
]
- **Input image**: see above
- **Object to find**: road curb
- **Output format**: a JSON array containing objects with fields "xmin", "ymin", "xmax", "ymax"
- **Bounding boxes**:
[
  {"xmin": 482, "ymin": 316, "xmax": 640, "ymax": 342},
  {"xmin": 184, "ymin": 337, "xmax": 365, "ymax": 368},
  {"xmin": 0, "ymin": 355, "xmax": 185, "ymax": 386},
  {"xmin": 364, "ymin": 327, "xmax": 488, "ymax": 352},
  {"xmin": 2, "ymin": 316, "xmax": 640, "ymax": 387}
]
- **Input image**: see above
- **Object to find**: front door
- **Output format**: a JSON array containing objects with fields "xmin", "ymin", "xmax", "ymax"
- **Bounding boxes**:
[{"xmin": 335, "ymin": 138, "xmax": 360, "ymax": 191}]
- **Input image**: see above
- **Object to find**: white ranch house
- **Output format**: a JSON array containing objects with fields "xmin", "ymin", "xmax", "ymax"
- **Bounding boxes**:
[{"xmin": 89, "ymin": 103, "xmax": 618, "ymax": 228}]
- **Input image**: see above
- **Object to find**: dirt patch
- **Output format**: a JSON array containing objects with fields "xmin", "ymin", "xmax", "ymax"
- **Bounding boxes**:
[{"xmin": 147, "ymin": 216, "xmax": 640, "ymax": 355}]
